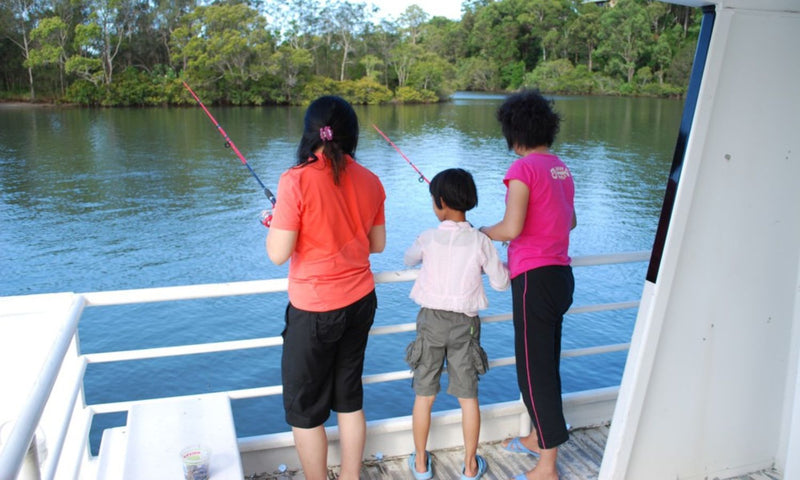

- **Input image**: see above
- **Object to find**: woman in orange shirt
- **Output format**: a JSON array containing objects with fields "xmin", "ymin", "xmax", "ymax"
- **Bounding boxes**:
[{"xmin": 266, "ymin": 96, "xmax": 386, "ymax": 480}]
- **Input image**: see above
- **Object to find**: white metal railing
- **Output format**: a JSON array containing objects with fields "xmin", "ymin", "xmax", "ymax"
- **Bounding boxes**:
[{"xmin": 0, "ymin": 251, "xmax": 649, "ymax": 480}]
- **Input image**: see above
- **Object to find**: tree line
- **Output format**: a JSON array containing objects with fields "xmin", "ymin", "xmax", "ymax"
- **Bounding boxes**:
[{"xmin": 0, "ymin": 0, "xmax": 701, "ymax": 106}]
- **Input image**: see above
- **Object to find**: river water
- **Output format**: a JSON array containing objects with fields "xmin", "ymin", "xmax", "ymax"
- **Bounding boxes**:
[{"xmin": 0, "ymin": 93, "xmax": 683, "ymax": 448}]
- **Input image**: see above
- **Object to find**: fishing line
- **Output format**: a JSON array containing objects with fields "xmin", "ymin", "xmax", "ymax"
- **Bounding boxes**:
[
  {"xmin": 372, "ymin": 124, "xmax": 430, "ymax": 184},
  {"xmin": 182, "ymin": 81, "xmax": 276, "ymax": 206}
]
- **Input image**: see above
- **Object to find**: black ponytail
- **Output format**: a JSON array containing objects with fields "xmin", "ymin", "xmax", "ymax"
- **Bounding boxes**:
[{"xmin": 296, "ymin": 96, "xmax": 359, "ymax": 185}]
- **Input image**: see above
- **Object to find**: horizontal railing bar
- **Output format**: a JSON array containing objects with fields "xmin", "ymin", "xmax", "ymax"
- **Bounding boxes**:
[
  {"xmin": 82, "ymin": 301, "xmax": 638, "ymax": 365},
  {"xmin": 80, "ymin": 273, "xmax": 418, "ymax": 307},
  {"xmin": 83, "ymin": 336, "xmax": 284, "ymax": 364},
  {"xmin": 78, "ymin": 252, "xmax": 649, "ymax": 308},
  {"xmin": 562, "ymin": 343, "xmax": 631, "ymax": 358},
  {"xmin": 569, "ymin": 300, "xmax": 639, "ymax": 314},
  {"xmin": 228, "ymin": 385, "xmax": 284, "ymax": 400},
  {"xmin": 489, "ymin": 357, "xmax": 517, "ymax": 368},
  {"xmin": 363, "ymin": 370, "xmax": 412, "ymax": 384},
  {"xmin": 570, "ymin": 250, "xmax": 650, "ymax": 267},
  {"xmin": 81, "ymin": 278, "xmax": 290, "ymax": 306},
  {"xmin": 87, "ymin": 344, "xmax": 632, "ymax": 414}
]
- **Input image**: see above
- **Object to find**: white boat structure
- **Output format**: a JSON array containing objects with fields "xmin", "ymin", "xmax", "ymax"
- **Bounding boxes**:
[{"xmin": 1, "ymin": 0, "xmax": 799, "ymax": 478}]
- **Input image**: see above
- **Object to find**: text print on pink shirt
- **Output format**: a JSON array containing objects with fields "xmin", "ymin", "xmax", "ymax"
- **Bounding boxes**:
[{"xmin": 550, "ymin": 166, "xmax": 571, "ymax": 180}]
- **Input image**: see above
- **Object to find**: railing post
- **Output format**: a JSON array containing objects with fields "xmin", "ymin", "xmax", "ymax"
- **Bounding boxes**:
[
  {"xmin": 18, "ymin": 435, "xmax": 42, "ymax": 480},
  {"xmin": 0, "ymin": 424, "xmax": 42, "ymax": 480},
  {"xmin": 0, "ymin": 294, "xmax": 84, "ymax": 480},
  {"xmin": 518, "ymin": 395, "xmax": 532, "ymax": 438}
]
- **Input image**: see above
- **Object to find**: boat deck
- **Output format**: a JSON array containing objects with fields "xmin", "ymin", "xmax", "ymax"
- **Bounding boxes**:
[
  {"xmin": 248, "ymin": 424, "xmax": 606, "ymax": 480},
  {"xmin": 246, "ymin": 423, "xmax": 781, "ymax": 480}
]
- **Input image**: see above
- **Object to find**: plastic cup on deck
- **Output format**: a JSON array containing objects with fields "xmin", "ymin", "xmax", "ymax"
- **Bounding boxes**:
[{"xmin": 180, "ymin": 445, "xmax": 210, "ymax": 480}]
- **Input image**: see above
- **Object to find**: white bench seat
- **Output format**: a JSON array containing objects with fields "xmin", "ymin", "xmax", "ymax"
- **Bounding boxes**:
[{"xmin": 120, "ymin": 393, "xmax": 243, "ymax": 480}]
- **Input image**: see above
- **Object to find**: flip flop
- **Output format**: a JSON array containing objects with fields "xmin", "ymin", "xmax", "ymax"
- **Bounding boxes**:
[
  {"xmin": 502, "ymin": 437, "xmax": 540, "ymax": 457},
  {"xmin": 407, "ymin": 451, "xmax": 433, "ymax": 480},
  {"xmin": 460, "ymin": 454, "xmax": 488, "ymax": 480},
  {"xmin": 513, "ymin": 475, "xmax": 528, "ymax": 480}
]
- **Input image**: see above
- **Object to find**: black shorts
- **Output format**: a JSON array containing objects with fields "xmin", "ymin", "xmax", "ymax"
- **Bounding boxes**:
[{"xmin": 281, "ymin": 290, "xmax": 377, "ymax": 428}]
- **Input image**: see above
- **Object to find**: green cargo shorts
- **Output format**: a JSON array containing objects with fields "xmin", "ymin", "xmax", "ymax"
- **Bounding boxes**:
[{"xmin": 405, "ymin": 307, "xmax": 489, "ymax": 398}]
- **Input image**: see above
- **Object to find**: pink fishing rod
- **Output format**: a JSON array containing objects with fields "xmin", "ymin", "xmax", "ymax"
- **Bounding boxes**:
[
  {"xmin": 372, "ymin": 124, "xmax": 430, "ymax": 184},
  {"xmin": 183, "ymin": 81, "xmax": 276, "ymax": 206}
]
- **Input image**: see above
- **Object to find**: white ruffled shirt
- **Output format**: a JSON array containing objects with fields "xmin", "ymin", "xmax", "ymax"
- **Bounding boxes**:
[{"xmin": 404, "ymin": 221, "xmax": 510, "ymax": 317}]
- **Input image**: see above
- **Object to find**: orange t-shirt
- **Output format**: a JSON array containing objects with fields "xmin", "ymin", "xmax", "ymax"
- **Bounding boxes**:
[{"xmin": 270, "ymin": 154, "xmax": 386, "ymax": 311}]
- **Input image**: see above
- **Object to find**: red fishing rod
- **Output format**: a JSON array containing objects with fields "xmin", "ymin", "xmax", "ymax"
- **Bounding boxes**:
[
  {"xmin": 372, "ymin": 124, "xmax": 430, "ymax": 184},
  {"xmin": 182, "ymin": 81, "xmax": 276, "ymax": 207}
]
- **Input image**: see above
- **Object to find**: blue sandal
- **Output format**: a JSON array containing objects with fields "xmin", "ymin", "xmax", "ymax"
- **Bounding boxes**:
[
  {"xmin": 502, "ymin": 437, "xmax": 540, "ymax": 457},
  {"xmin": 460, "ymin": 454, "xmax": 487, "ymax": 480},
  {"xmin": 408, "ymin": 451, "xmax": 433, "ymax": 480}
]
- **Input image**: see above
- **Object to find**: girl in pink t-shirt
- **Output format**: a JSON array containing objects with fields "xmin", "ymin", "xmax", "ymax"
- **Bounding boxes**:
[{"xmin": 479, "ymin": 90, "xmax": 576, "ymax": 480}]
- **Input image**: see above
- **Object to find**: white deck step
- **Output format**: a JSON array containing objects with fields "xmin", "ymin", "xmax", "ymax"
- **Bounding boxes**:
[
  {"xmin": 94, "ymin": 393, "xmax": 243, "ymax": 480},
  {"xmin": 94, "ymin": 427, "xmax": 127, "ymax": 479}
]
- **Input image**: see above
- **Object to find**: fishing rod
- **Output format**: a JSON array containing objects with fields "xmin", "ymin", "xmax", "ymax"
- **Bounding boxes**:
[
  {"xmin": 372, "ymin": 124, "xmax": 430, "ymax": 184},
  {"xmin": 182, "ymin": 81, "xmax": 276, "ymax": 207}
]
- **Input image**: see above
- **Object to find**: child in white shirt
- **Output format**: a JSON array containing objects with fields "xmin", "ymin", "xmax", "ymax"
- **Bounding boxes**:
[{"xmin": 404, "ymin": 168, "xmax": 509, "ymax": 480}]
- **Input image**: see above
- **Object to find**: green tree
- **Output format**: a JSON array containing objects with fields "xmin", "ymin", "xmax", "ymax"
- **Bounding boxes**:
[
  {"xmin": 2, "ymin": 0, "xmax": 43, "ymax": 99},
  {"xmin": 419, "ymin": 17, "xmax": 467, "ymax": 64},
  {"xmin": 397, "ymin": 5, "xmax": 428, "ymax": 45},
  {"xmin": 569, "ymin": 3, "xmax": 601, "ymax": 71},
  {"xmin": 525, "ymin": 59, "xmax": 595, "ymax": 94},
  {"xmin": 321, "ymin": 0, "xmax": 373, "ymax": 81},
  {"xmin": 66, "ymin": 22, "xmax": 104, "ymax": 86},
  {"xmin": 359, "ymin": 54, "xmax": 383, "ymax": 81},
  {"xmin": 171, "ymin": 3, "xmax": 275, "ymax": 101},
  {"xmin": 338, "ymin": 76, "xmax": 392, "ymax": 104},
  {"xmin": 467, "ymin": 0, "xmax": 520, "ymax": 65},
  {"xmin": 361, "ymin": 20, "xmax": 399, "ymax": 87},
  {"xmin": 526, "ymin": 0, "xmax": 574, "ymax": 62},
  {"xmin": 67, "ymin": 0, "xmax": 139, "ymax": 86},
  {"xmin": 408, "ymin": 51, "xmax": 455, "ymax": 96},
  {"xmin": 500, "ymin": 60, "xmax": 525, "ymax": 90},
  {"xmin": 28, "ymin": 16, "xmax": 69, "ymax": 96},
  {"xmin": 153, "ymin": 0, "xmax": 195, "ymax": 68},
  {"xmin": 635, "ymin": 65, "xmax": 652, "ymax": 87},
  {"xmin": 456, "ymin": 56, "xmax": 499, "ymax": 91},
  {"xmin": 389, "ymin": 42, "xmax": 422, "ymax": 87},
  {"xmin": 595, "ymin": 0, "xmax": 650, "ymax": 83},
  {"xmin": 269, "ymin": 44, "xmax": 313, "ymax": 104},
  {"xmin": 651, "ymin": 34, "xmax": 672, "ymax": 83}
]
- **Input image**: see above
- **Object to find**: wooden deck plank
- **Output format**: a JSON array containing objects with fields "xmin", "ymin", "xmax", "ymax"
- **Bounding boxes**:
[
  {"xmin": 245, "ymin": 423, "xmax": 782, "ymax": 480},
  {"xmin": 247, "ymin": 425, "xmax": 607, "ymax": 480}
]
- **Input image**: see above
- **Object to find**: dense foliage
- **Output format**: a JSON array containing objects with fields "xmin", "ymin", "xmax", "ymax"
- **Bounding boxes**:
[{"xmin": 0, "ymin": 0, "xmax": 701, "ymax": 106}]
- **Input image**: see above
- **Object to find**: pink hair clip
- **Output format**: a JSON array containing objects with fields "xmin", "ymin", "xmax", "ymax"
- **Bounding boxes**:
[{"xmin": 320, "ymin": 126, "xmax": 333, "ymax": 141}]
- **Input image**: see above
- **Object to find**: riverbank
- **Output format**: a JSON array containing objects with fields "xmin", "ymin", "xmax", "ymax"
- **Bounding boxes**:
[{"xmin": 0, "ymin": 101, "xmax": 76, "ymax": 108}]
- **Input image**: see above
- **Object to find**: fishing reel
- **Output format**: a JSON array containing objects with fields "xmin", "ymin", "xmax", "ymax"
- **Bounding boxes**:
[{"xmin": 260, "ymin": 208, "xmax": 273, "ymax": 228}]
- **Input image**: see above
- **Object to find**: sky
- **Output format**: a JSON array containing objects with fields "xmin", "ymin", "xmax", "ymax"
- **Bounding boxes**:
[{"xmin": 368, "ymin": 0, "xmax": 465, "ymax": 21}]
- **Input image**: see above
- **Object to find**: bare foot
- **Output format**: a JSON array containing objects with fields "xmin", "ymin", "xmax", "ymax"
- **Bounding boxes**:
[
  {"xmin": 414, "ymin": 452, "xmax": 428, "ymax": 473},
  {"xmin": 512, "ymin": 465, "xmax": 559, "ymax": 480},
  {"xmin": 463, "ymin": 459, "xmax": 478, "ymax": 478},
  {"xmin": 501, "ymin": 435, "xmax": 541, "ymax": 456}
]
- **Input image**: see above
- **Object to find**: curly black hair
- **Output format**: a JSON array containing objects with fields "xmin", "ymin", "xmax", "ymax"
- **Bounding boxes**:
[{"xmin": 496, "ymin": 89, "xmax": 560, "ymax": 150}]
